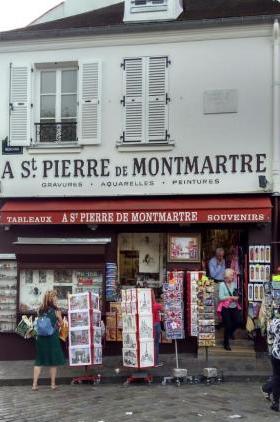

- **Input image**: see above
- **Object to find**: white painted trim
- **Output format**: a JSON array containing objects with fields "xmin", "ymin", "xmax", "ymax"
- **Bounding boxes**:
[
  {"xmin": 27, "ymin": 145, "xmax": 82, "ymax": 154},
  {"xmin": 116, "ymin": 142, "xmax": 175, "ymax": 152},
  {"xmin": 0, "ymin": 254, "xmax": 16, "ymax": 260},
  {"xmin": 0, "ymin": 25, "xmax": 273, "ymax": 54},
  {"xmin": 14, "ymin": 237, "xmax": 112, "ymax": 245}
]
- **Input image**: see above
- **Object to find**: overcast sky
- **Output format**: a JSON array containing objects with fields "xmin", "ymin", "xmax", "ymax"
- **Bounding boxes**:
[{"xmin": 0, "ymin": 0, "xmax": 62, "ymax": 31}]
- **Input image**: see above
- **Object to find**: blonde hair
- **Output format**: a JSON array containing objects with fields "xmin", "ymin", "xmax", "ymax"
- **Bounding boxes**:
[
  {"xmin": 39, "ymin": 290, "xmax": 58, "ymax": 314},
  {"xmin": 224, "ymin": 268, "xmax": 234, "ymax": 280}
]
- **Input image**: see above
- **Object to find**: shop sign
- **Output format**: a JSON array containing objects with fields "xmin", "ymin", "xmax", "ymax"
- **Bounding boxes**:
[
  {"xmin": 0, "ymin": 152, "xmax": 269, "ymax": 197},
  {"xmin": 0, "ymin": 208, "xmax": 271, "ymax": 225}
]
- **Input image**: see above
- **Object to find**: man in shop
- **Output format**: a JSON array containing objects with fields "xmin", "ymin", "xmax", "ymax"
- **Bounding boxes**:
[
  {"xmin": 208, "ymin": 248, "xmax": 226, "ymax": 282},
  {"xmin": 209, "ymin": 248, "xmax": 226, "ymax": 326}
]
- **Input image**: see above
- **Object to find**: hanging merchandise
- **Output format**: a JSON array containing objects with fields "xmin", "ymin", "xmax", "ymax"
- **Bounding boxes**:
[
  {"xmin": 248, "ymin": 245, "xmax": 271, "ymax": 303},
  {"xmin": 68, "ymin": 292, "xmax": 102, "ymax": 366},
  {"xmin": 186, "ymin": 271, "xmax": 206, "ymax": 337},
  {"xmin": 0, "ymin": 260, "xmax": 17, "ymax": 332},
  {"xmin": 163, "ymin": 271, "xmax": 185, "ymax": 340},
  {"xmin": 122, "ymin": 288, "xmax": 155, "ymax": 368},
  {"xmin": 196, "ymin": 276, "xmax": 215, "ymax": 347},
  {"xmin": 106, "ymin": 262, "xmax": 118, "ymax": 301}
]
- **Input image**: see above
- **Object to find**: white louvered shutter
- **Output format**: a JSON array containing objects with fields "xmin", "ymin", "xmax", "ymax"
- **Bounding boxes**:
[
  {"xmin": 147, "ymin": 56, "xmax": 169, "ymax": 142},
  {"xmin": 78, "ymin": 61, "xmax": 101, "ymax": 145},
  {"xmin": 9, "ymin": 65, "xmax": 32, "ymax": 146},
  {"xmin": 122, "ymin": 58, "xmax": 145, "ymax": 143}
]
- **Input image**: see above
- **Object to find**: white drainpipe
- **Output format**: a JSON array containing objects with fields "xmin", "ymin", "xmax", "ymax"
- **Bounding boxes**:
[{"xmin": 272, "ymin": 19, "xmax": 280, "ymax": 194}]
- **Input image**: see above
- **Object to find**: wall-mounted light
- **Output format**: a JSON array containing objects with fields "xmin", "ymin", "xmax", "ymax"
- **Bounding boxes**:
[{"xmin": 259, "ymin": 175, "xmax": 269, "ymax": 189}]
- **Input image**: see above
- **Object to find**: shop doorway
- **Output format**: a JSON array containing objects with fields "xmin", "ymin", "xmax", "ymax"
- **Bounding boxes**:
[{"xmin": 202, "ymin": 228, "xmax": 252, "ymax": 353}]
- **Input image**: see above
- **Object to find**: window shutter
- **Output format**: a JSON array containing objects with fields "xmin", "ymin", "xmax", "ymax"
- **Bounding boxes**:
[
  {"xmin": 147, "ymin": 57, "xmax": 169, "ymax": 142},
  {"xmin": 9, "ymin": 65, "xmax": 32, "ymax": 146},
  {"xmin": 122, "ymin": 58, "xmax": 145, "ymax": 143},
  {"xmin": 78, "ymin": 61, "xmax": 101, "ymax": 145}
]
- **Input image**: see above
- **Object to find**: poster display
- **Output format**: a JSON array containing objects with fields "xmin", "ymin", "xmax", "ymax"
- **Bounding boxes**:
[
  {"xmin": 122, "ymin": 288, "xmax": 155, "ymax": 368},
  {"xmin": 163, "ymin": 271, "xmax": 185, "ymax": 340},
  {"xmin": 20, "ymin": 269, "xmax": 103, "ymax": 312},
  {"xmin": 106, "ymin": 262, "xmax": 118, "ymax": 302},
  {"xmin": 186, "ymin": 271, "xmax": 206, "ymax": 337},
  {"xmin": 68, "ymin": 292, "xmax": 102, "ymax": 366},
  {"xmin": 0, "ymin": 259, "xmax": 17, "ymax": 332},
  {"xmin": 196, "ymin": 276, "xmax": 215, "ymax": 347}
]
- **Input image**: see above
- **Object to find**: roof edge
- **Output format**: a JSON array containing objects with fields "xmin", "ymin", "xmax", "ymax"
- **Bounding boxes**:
[{"xmin": 0, "ymin": 13, "xmax": 279, "ymax": 42}]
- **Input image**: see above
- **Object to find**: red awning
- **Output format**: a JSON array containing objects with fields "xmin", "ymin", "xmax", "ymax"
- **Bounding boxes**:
[{"xmin": 0, "ymin": 196, "xmax": 272, "ymax": 225}]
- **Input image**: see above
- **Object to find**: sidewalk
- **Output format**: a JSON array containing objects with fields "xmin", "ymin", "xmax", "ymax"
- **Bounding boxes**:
[{"xmin": 0, "ymin": 353, "xmax": 272, "ymax": 386}]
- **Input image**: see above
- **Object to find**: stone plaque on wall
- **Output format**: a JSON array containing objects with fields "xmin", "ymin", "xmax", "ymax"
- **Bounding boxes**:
[{"xmin": 203, "ymin": 89, "xmax": 238, "ymax": 114}]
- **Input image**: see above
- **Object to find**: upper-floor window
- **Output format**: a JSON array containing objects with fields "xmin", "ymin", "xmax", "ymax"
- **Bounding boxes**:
[
  {"xmin": 124, "ymin": 0, "xmax": 183, "ymax": 22},
  {"xmin": 130, "ymin": 0, "xmax": 168, "ymax": 13},
  {"xmin": 9, "ymin": 61, "xmax": 101, "ymax": 147},
  {"xmin": 120, "ymin": 56, "xmax": 170, "ymax": 145},
  {"xmin": 38, "ymin": 68, "xmax": 78, "ymax": 143}
]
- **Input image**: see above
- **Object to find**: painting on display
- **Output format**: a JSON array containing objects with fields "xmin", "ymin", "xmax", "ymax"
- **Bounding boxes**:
[
  {"xmin": 168, "ymin": 234, "xmax": 201, "ymax": 262},
  {"xmin": 69, "ymin": 311, "xmax": 90, "ymax": 329},
  {"xmin": 70, "ymin": 329, "xmax": 90, "ymax": 347},
  {"xmin": 139, "ymin": 341, "xmax": 154, "ymax": 368},
  {"xmin": 138, "ymin": 315, "xmax": 153, "ymax": 340},
  {"xmin": 137, "ymin": 289, "xmax": 152, "ymax": 315},
  {"xmin": 122, "ymin": 348, "xmax": 138, "ymax": 368},
  {"xmin": 69, "ymin": 346, "xmax": 91, "ymax": 366}
]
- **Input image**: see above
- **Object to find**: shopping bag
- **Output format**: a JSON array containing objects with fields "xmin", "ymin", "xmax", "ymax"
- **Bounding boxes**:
[
  {"xmin": 15, "ymin": 315, "xmax": 35, "ymax": 339},
  {"xmin": 246, "ymin": 316, "xmax": 255, "ymax": 333},
  {"xmin": 59, "ymin": 317, "xmax": 69, "ymax": 342}
]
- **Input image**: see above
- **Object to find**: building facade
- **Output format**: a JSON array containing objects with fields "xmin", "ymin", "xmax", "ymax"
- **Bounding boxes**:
[{"xmin": 0, "ymin": 0, "xmax": 279, "ymax": 359}]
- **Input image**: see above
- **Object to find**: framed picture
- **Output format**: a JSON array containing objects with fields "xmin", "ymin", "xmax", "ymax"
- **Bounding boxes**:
[{"xmin": 168, "ymin": 234, "xmax": 201, "ymax": 262}]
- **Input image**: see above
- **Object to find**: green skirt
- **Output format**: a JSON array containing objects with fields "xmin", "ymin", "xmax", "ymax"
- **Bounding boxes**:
[{"xmin": 35, "ymin": 332, "xmax": 66, "ymax": 366}]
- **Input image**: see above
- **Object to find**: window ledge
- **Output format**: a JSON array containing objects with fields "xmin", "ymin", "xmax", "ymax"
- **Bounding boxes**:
[
  {"xmin": 27, "ymin": 144, "xmax": 82, "ymax": 155},
  {"xmin": 116, "ymin": 142, "xmax": 175, "ymax": 152}
]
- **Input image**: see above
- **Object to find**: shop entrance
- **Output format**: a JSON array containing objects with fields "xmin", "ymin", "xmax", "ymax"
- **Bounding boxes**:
[{"xmin": 202, "ymin": 228, "xmax": 253, "ymax": 355}]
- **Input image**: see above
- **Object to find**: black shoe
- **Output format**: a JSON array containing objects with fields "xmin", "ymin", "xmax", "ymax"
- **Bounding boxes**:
[
  {"xmin": 270, "ymin": 401, "xmax": 279, "ymax": 412},
  {"xmin": 224, "ymin": 344, "xmax": 231, "ymax": 351}
]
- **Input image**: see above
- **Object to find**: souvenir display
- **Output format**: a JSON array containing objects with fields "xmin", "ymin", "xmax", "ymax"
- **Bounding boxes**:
[
  {"xmin": 106, "ymin": 312, "xmax": 117, "ymax": 341},
  {"xmin": 186, "ymin": 271, "xmax": 206, "ymax": 337},
  {"xmin": 122, "ymin": 288, "xmax": 155, "ymax": 368},
  {"xmin": 248, "ymin": 244, "xmax": 271, "ymax": 308},
  {"xmin": 106, "ymin": 262, "xmax": 118, "ymax": 301},
  {"xmin": 0, "ymin": 259, "xmax": 17, "ymax": 332},
  {"xmin": 163, "ymin": 271, "xmax": 185, "ymax": 340},
  {"xmin": 68, "ymin": 292, "xmax": 102, "ymax": 366},
  {"xmin": 196, "ymin": 276, "xmax": 215, "ymax": 347},
  {"xmin": 19, "ymin": 269, "xmax": 104, "ymax": 313}
]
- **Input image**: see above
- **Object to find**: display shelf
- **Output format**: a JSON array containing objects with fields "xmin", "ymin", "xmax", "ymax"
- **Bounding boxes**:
[{"xmin": 0, "ymin": 259, "xmax": 17, "ymax": 333}]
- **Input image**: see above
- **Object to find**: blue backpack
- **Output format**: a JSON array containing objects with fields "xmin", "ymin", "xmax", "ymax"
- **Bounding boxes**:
[{"xmin": 36, "ymin": 314, "xmax": 55, "ymax": 336}]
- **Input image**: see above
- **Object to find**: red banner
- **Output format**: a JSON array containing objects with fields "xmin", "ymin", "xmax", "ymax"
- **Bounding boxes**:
[{"xmin": 0, "ymin": 208, "xmax": 271, "ymax": 225}]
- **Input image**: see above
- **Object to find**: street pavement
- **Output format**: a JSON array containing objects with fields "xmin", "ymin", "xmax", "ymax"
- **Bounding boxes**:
[{"xmin": 0, "ymin": 382, "xmax": 278, "ymax": 422}]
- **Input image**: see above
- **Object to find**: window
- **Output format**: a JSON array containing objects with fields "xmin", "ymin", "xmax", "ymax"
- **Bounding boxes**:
[
  {"xmin": 9, "ymin": 61, "xmax": 102, "ymax": 147},
  {"xmin": 131, "ymin": 0, "xmax": 168, "ymax": 13},
  {"xmin": 121, "ymin": 56, "xmax": 170, "ymax": 144},
  {"xmin": 124, "ymin": 0, "xmax": 183, "ymax": 22},
  {"xmin": 37, "ymin": 68, "xmax": 78, "ymax": 144}
]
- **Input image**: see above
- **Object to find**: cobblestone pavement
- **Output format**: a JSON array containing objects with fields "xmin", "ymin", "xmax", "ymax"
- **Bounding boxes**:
[{"xmin": 0, "ymin": 382, "xmax": 279, "ymax": 422}]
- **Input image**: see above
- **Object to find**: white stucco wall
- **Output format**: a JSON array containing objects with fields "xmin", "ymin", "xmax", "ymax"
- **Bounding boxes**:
[{"xmin": 0, "ymin": 25, "xmax": 274, "ymax": 197}]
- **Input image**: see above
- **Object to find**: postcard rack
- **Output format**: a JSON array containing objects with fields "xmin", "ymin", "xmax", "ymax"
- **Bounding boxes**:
[
  {"xmin": 122, "ymin": 288, "xmax": 155, "ymax": 384},
  {"xmin": 68, "ymin": 292, "xmax": 102, "ymax": 384},
  {"xmin": 0, "ymin": 259, "xmax": 17, "ymax": 333}
]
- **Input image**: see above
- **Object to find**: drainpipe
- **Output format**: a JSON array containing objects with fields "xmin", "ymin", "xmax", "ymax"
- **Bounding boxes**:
[{"xmin": 272, "ymin": 19, "xmax": 280, "ymax": 270}]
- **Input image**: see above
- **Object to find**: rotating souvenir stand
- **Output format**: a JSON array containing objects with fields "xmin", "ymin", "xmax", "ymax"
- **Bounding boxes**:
[
  {"xmin": 187, "ymin": 273, "xmax": 215, "ymax": 363},
  {"xmin": 68, "ymin": 292, "xmax": 102, "ymax": 384},
  {"xmin": 122, "ymin": 288, "xmax": 154, "ymax": 385},
  {"xmin": 161, "ymin": 271, "xmax": 187, "ymax": 386}
]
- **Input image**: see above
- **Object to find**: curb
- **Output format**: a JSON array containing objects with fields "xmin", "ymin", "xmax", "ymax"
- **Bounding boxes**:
[{"xmin": 0, "ymin": 373, "xmax": 271, "ymax": 387}]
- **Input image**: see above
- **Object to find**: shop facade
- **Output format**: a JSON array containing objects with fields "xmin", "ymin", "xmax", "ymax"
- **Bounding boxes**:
[{"xmin": 0, "ymin": 0, "xmax": 279, "ymax": 359}]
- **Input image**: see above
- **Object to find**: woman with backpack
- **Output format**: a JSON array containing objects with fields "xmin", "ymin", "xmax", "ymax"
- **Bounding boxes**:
[{"xmin": 32, "ymin": 290, "xmax": 65, "ymax": 390}]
